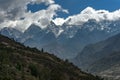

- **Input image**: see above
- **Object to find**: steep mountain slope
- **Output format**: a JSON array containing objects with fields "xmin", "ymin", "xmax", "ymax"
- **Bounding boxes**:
[
  {"xmin": 91, "ymin": 52, "xmax": 120, "ymax": 80},
  {"xmin": 72, "ymin": 33, "xmax": 120, "ymax": 80},
  {"xmin": 0, "ymin": 34, "xmax": 103, "ymax": 80},
  {"xmin": 99, "ymin": 64, "xmax": 120, "ymax": 80}
]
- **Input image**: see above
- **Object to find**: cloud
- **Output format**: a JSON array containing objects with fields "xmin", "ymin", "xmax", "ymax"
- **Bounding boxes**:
[
  {"xmin": 25, "ymin": 4, "xmax": 67, "ymax": 29},
  {"xmin": 63, "ymin": 7, "xmax": 120, "ymax": 25},
  {"xmin": 1, "ymin": 0, "xmax": 120, "ymax": 32},
  {"xmin": 0, "ymin": 0, "xmax": 68, "ymax": 31},
  {"xmin": 0, "ymin": 0, "xmax": 54, "ymax": 10},
  {"xmin": 53, "ymin": 18, "xmax": 66, "ymax": 25},
  {"xmin": 0, "ymin": 0, "xmax": 55, "ymax": 22}
]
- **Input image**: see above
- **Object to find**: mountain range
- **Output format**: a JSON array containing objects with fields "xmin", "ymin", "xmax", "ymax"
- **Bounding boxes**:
[{"xmin": 1, "ymin": 18, "xmax": 120, "ymax": 59}]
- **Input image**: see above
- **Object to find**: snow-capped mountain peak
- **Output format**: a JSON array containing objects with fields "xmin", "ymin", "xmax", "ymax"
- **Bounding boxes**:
[{"xmin": 47, "ymin": 21, "xmax": 64, "ymax": 37}]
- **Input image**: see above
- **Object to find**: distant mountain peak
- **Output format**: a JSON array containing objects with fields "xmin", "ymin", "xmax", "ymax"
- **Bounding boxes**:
[
  {"xmin": 24, "ymin": 24, "xmax": 42, "ymax": 34},
  {"xmin": 27, "ymin": 24, "xmax": 42, "ymax": 31}
]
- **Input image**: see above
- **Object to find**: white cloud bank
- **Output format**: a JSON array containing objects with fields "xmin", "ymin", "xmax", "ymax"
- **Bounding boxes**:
[
  {"xmin": 64, "ymin": 7, "xmax": 120, "ymax": 25},
  {"xmin": 53, "ymin": 18, "xmax": 67, "ymax": 26},
  {"xmin": 0, "ymin": 0, "xmax": 120, "ymax": 32},
  {"xmin": 0, "ymin": 0, "xmax": 68, "ymax": 31}
]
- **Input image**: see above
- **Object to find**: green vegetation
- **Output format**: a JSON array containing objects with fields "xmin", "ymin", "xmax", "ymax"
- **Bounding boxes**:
[{"xmin": 0, "ymin": 34, "xmax": 103, "ymax": 80}]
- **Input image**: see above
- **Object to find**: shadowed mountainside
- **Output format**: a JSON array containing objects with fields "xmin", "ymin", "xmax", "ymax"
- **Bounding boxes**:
[{"xmin": 0, "ymin": 34, "xmax": 103, "ymax": 80}]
